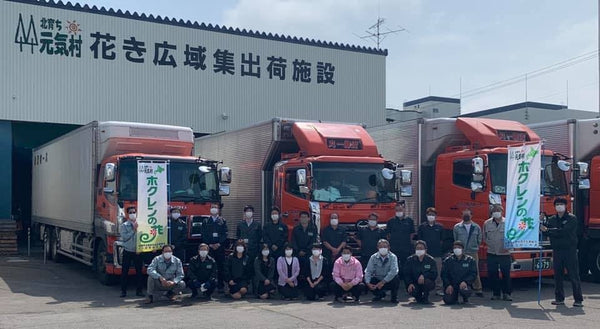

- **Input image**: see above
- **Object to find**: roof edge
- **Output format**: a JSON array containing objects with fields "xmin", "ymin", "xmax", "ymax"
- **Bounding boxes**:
[{"xmin": 403, "ymin": 96, "xmax": 461, "ymax": 107}]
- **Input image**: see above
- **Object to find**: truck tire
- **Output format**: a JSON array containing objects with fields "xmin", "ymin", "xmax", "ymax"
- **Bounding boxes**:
[
  {"xmin": 588, "ymin": 242, "xmax": 600, "ymax": 283},
  {"xmin": 51, "ymin": 229, "xmax": 65, "ymax": 263},
  {"xmin": 95, "ymin": 241, "xmax": 117, "ymax": 286}
]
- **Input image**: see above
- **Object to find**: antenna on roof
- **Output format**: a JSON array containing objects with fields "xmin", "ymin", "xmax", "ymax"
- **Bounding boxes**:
[{"xmin": 355, "ymin": 16, "xmax": 407, "ymax": 49}]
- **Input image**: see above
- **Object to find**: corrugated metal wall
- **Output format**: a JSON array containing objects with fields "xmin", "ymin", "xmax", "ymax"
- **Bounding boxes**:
[
  {"xmin": 0, "ymin": 121, "xmax": 12, "ymax": 220},
  {"xmin": 1, "ymin": 1, "xmax": 386, "ymax": 133}
]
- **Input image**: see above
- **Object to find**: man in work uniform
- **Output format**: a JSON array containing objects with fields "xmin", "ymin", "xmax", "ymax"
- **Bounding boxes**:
[
  {"xmin": 202, "ymin": 201, "xmax": 228, "ymax": 292},
  {"xmin": 169, "ymin": 208, "xmax": 188, "ymax": 262},
  {"xmin": 291, "ymin": 211, "xmax": 318, "ymax": 259},
  {"xmin": 187, "ymin": 243, "xmax": 218, "ymax": 300},
  {"xmin": 541, "ymin": 198, "xmax": 583, "ymax": 307},
  {"xmin": 355, "ymin": 213, "xmax": 386, "ymax": 269},
  {"xmin": 453, "ymin": 208, "xmax": 483, "ymax": 297},
  {"xmin": 321, "ymin": 212, "xmax": 347, "ymax": 261},
  {"xmin": 417, "ymin": 207, "xmax": 444, "ymax": 296},
  {"xmin": 386, "ymin": 202, "xmax": 416, "ymax": 275},
  {"xmin": 441, "ymin": 241, "xmax": 477, "ymax": 305},
  {"xmin": 236, "ymin": 205, "xmax": 262, "ymax": 262},
  {"xmin": 404, "ymin": 240, "xmax": 438, "ymax": 304},
  {"xmin": 145, "ymin": 245, "xmax": 186, "ymax": 304},
  {"xmin": 119, "ymin": 206, "xmax": 144, "ymax": 298},
  {"xmin": 262, "ymin": 206, "xmax": 288, "ymax": 260},
  {"xmin": 483, "ymin": 204, "xmax": 512, "ymax": 301}
]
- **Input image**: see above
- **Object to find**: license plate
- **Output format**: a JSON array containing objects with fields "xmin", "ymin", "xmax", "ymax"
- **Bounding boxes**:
[{"xmin": 534, "ymin": 257, "xmax": 552, "ymax": 270}]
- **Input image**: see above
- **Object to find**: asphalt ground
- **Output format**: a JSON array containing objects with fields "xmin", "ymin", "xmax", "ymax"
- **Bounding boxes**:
[{"xmin": 1, "ymin": 251, "xmax": 599, "ymax": 329}]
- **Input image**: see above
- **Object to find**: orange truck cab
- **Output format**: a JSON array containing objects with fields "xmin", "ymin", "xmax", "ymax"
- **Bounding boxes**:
[
  {"xmin": 194, "ymin": 118, "xmax": 400, "ymax": 251},
  {"xmin": 32, "ymin": 122, "xmax": 231, "ymax": 284},
  {"xmin": 370, "ymin": 118, "xmax": 570, "ymax": 278}
]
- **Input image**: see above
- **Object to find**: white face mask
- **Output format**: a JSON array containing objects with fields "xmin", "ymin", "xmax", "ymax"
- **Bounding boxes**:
[
  {"xmin": 312, "ymin": 249, "xmax": 322, "ymax": 257},
  {"xmin": 236, "ymin": 246, "xmax": 245, "ymax": 253},
  {"xmin": 427, "ymin": 215, "xmax": 436, "ymax": 223},
  {"xmin": 379, "ymin": 248, "xmax": 389, "ymax": 256},
  {"xmin": 415, "ymin": 249, "xmax": 426, "ymax": 257},
  {"xmin": 396, "ymin": 211, "xmax": 404, "ymax": 218},
  {"xmin": 128, "ymin": 213, "xmax": 136, "ymax": 221},
  {"xmin": 330, "ymin": 218, "xmax": 339, "ymax": 226},
  {"xmin": 199, "ymin": 250, "xmax": 208, "ymax": 258},
  {"xmin": 492, "ymin": 212, "xmax": 502, "ymax": 219},
  {"xmin": 342, "ymin": 254, "xmax": 351, "ymax": 262},
  {"xmin": 171, "ymin": 212, "xmax": 181, "ymax": 220},
  {"xmin": 453, "ymin": 248, "xmax": 463, "ymax": 257},
  {"xmin": 163, "ymin": 252, "xmax": 172, "ymax": 260},
  {"xmin": 285, "ymin": 249, "xmax": 293, "ymax": 257},
  {"xmin": 368, "ymin": 220, "xmax": 377, "ymax": 227},
  {"xmin": 210, "ymin": 207, "xmax": 219, "ymax": 216},
  {"xmin": 555, "ymin": 205, "xmax": 566, "ymax": 213},
  {"xmin": 271, "ymin": 214, "xmax": 279, "ymax": 221},
  {"xmin": 262, "ymin": 250, "xmax": 270, "ymax": 257},
  {"xmin": 245, "ymin": 211, "xmax": 253, "ymax": 219}
]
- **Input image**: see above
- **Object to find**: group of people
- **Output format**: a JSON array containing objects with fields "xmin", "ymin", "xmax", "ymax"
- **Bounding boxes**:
[{"xmin": 118, "ymin": 198, "xmax": 584, "ymax": 307}]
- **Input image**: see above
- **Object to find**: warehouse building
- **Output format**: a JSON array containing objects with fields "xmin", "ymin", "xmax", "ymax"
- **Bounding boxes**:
[{"xmin": 0, "ymin": 0, "xmax": 387, "ymax": 244}]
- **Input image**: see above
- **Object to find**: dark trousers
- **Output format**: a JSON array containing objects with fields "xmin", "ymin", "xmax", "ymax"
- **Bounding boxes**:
[
  {"xmin": 303, "ymin": 280, "xmax": 329, "ymax": 300},
  {"xmin": 553, "ymin": 249, "xmax": 583, "ymax": 303},
  {"xmin": 278, "ymin": 283, "xmax": 299, "ymax": 299},
  {"xmin": 331, "ymin": 282, "xmax": 363, "ymax": 299},
  {"xmin": 120, "ymin": 250, "xmax": 143, "ymax": 293},
  {"xmin": 443, "ymin": 284, "xmax": 472, "ymax": 305},
  {"xmin": 487, "ymin": 254, "xmax": 512, "ymax": 296},
  {"xmin": 209, "ymin": 246, "xmax": 226, "ymax": 289},
  {"xmin": 369, "ymin": 276, "xmax": 400, "ymax": 300},
  {"xmin": 256, "ymin": 281, "xmax": 277, "ymax": 296},
  {"xmin": 408, "ymin": 278, "xmax": 435, "ymax": 302},
  {"xmin": 190, "ymin": 278, "xmax": 217, "ymax": 297}
]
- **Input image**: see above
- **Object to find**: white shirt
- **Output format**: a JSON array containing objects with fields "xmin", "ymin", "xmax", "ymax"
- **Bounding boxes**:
[{"xmin": 464, "ymin": 223, "xmax": 472, "ymax": 233}]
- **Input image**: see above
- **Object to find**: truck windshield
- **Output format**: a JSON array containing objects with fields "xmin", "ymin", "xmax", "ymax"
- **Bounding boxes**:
[
  {"xmin": 488, "ymin": 154, "xmax": 568, "ymax": 196},
  {"xmin": 118, "ymin": 160, "xmax": 219, "ymax": 201},
  {"xmin": 311, "ymin": 162, "xmax": 396, "ymax": 203}
]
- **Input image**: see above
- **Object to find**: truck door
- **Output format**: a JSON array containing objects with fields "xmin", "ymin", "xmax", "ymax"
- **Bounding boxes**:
[{"xmin": 281, "ymin": 167, "xmax": 308, "ymax": 231}]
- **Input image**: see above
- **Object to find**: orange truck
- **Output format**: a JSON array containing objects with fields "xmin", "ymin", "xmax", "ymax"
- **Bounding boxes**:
[
  {"xmin": 32, "ymin": 121, "xmax": 231, "ymax": 284},
  {"xmin": 193, "ymin": 118, "xmax": 403, "ymax": 248},
  {"xmin": 530, "ymin": 118, "xmax": 600, "ymax": 281},
  {"xmin": 369, "ymin": 117, "xmax": 570, "ymax": 278}
]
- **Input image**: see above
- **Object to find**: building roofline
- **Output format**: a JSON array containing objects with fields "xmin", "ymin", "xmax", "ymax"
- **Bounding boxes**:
[
  {"xmin": 7, "ymin": 0, "xmax": 388, "ymax": 56},
  {"xmin": 403, "ymin": 96, "xmax": 461, "ymax": 107},
  {"xmin": 460, "ymin": 101, "xmax": 567, "ymax": 117}
]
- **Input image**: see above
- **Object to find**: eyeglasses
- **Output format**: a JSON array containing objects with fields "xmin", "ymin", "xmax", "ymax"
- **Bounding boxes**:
[{"xmin": 128, "ymin": 211, "xmax": 136, "ymax": 214}]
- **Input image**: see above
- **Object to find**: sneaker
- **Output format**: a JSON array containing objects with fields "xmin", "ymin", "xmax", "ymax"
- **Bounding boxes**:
[
  {"xmin": 475, "ymin": 292, "xmax": 484, "ymax": 298},
  {"xmin": 144, "ymin": 295, "xmax": 154, "ymax": 304},
  {"xmin": 120, "ymin": 291, "xmax": 127, "ymax": 298},
  {"xmin": 551, "ymin": 300, "xmax": 564, "ymax": 305},
  {"xmin": 343, "ymin": 295, "xmax": 354, "ymax": 302},
  {"xmin": 354, "ymin": 298, "xmax": 360, "ymax": 304},
  {"xmin": 502, "ymin": 294, "xmax": 513, "ymax": 301},
  {"xmin": 166, "ymin": 291, "xmax": 176, "ymax": 301},
  {"xmin": 371, "ymin": 295, "xmax": 383, "ymax": 302},
  {"xmin": 436, "ymin": 291, "xmax": 444, "ymax": 296},
  {"xmin": 391, "ymin": 298, "xmax": 399, "ymax": 304},
  {"xmin": 573, "ymin": 301, "xmax": 583, "ymax": 307},
  {"xmin": 490, "ymin": 295, "xmax": 501, "ymax": 301}
]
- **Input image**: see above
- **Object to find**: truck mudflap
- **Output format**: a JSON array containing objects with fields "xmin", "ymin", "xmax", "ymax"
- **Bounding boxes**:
[{"xmin": 479, "ymin": 249, "xmax": 554, "ymax": 278}]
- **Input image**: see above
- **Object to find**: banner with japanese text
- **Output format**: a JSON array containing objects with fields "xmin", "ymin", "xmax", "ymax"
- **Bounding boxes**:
[
  {"xmin": 505, "ymin": 143, "xmax": 541, "ymax": 248},
  {"xmin": 136, "ymin": 161, "xmax": 168, "ymax": 252}
]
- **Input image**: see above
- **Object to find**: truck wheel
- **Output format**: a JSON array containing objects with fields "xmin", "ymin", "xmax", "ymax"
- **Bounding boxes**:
[
  {"xmin": 588, "ymin": 243, "xmax": 600, "ymax": 283},
  {"xmin": 43, "ymin": 229, "xmax": 52, "ymax": 261},
  {"xmin": 95, "ymin": 241, "xmax": 117, "ymax": 286},
  {"xmin": 51, "ymin": 229, "xmax": 65, "ymax": 263}
]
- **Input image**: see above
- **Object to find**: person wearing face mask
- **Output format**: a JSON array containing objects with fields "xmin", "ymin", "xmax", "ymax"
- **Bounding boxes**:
[
  {"xmin": 169, "ymin": 208, "xmax": 188, "ymax": 262},
  {"xmin": 441, "ymin": 241, "xmax": 477, "ymax": 305},
  {"xmin": 277, "ymin": 244, "xmax": 300, "ymax": 300},
  {"xmin": 331, "ymin": 246, "xmax": 364, "ymax": 303},
  {"xmin": 386, "ymin": 202, "xmax": 415, "ymax": 275},
  {"xmin": 119, "ymin": 206, "xmax": 144, "ymax": 298},
  {"xmin": 254, "ymin": 244, "xmax": 277, "ymax": 299},
  {"xmin": 224, "ymin": 240, "xmax": 252, "ymax": 299},
  {"xmin": 301, "ymin": 243, "xmax": 332, "ymax": 301},
  {"xmin": 291, "ymin": 211, "xmax": 318, "ymax": 259},
  {"xmin": 540, "ymin": 198, "xmax": 583, "ymax": 307},
  {"xmin": 187, "ymin": 243, "xmax": 217, "ymax": 300},
  {"xmin": 262, "ymin": 207, "xmax": 288, "ymax": 260},
  {"xmin": 322, "ymin": 213, "xmax": 347, "ymax": 260},
  {"xmin": 145, "ymin": 244, "xmax": 186, "ymax": 304},
  {"xmin": 236, "ymin": 205, "xmax": 262, "ymax": 264},
  {"xmin": 364, "ymin": 239, "xmax": 400, "ymax": 303},
  {"xmin": 417, "ymin": 207, "xmax": 444, "ymax": 296},
  {"xmin": 453, "ymin": 208, "xmax": 483, "ymax": 297},
  {"xmin": 404, "ymin": 240, "xmax": 437, "ymax": 304},
  {"xmin": 355, "ymin": 213, "xmax": 386, "ymax": 269},
  {"xmin": 202, "ymin": 202, "xmax": 228, "ymax": 292},
  {"xmin": 483, "ymin": 204, "xmax": 512, "ymax": 301}
]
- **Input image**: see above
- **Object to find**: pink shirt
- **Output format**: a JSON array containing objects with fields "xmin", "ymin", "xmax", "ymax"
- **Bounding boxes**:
[{"xmin": 332, "ymin": 256, "xmax": 363, "ymax": 285}]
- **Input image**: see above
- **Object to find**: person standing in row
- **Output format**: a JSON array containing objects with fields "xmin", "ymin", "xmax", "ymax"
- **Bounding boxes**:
[
  {"xmin": 263, "ymin": 207, "xmax": 288, "ymax": 260},
  {"xmin": 483, "ymin": 204, "xmax": 512, "ymax": 301},
  {"xmin": 169, "ymin": 208, "xmax": 188, "ymax": 262},
  {"xmin": 386, "ymin": 202, "xmax": 415, "ymax": 275},
  {"xmin": 355, "ymin": 213, "xmax": 386, "ymax": 269},
  {"xmin": 417, "ymin": 207, "xmax": 444, "ymax": 296},
  {"xmin": 291, "ymin": 211, "xmax": 318, "ymax": 258},
  {"xmin": 302, "ymin": 243, "xmax": 332, "ymax": 301},
  {"xmin": 187, "ymin": 243, "xmax": 217, "ymax": 300},
  {"xmin": 321, "ymin": 213, "xmax": 346, "ymax": 261},
  {"xmin": 453, "ymin": 209, "xmax": 483, "ymax": 297},
  {"xmin": 404, "ymin": 240, "xmax": 437, "ymax": 304},
  {"xmin": 202, "ymin": 202, "xmax": 228, "ymax": 292},
  {"xmin": 119, "ymin": 206, "xmax": 144, "ymax": 298},
  {"xmin": 237, "ymin": 205, "xmax": 262, "ymax": 264},
  {"xmin": 364, "ymin": 239, "xmax": 400, "ymax": 303},
  {"xmin": 254, "ymin": 244, "xmax": 277, "ymax": 299},
  {"xmin": 441, "ymin": 241, "xmax": 477, "ymax": 305},
  {"xmin": 277, "ymin": 244, "xmax": 300, "ymax": 300},
  {"xmin": 541, "ymin": 198, "xmax": 584, "ymax": 307},
  {"xmin": 225, "ymin": 240, "xmax": 252, "ymax": 300}
]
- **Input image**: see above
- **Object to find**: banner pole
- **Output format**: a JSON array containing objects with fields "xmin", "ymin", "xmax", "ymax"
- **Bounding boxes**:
[{"xmin": 538, "ymin": 141, "xmax": 545, "ymax": 306}]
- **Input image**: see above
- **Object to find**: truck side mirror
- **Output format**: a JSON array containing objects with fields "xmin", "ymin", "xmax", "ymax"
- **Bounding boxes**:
[
  {"xmin": 400, "ymin": 185, "xmax": 413, "ymax": 197},
  {"xmin": 472, "ymin": 157, "xmax": 484, "ymax": 175},
  {"xmin": 471, "ymin": 182, "xmax": 484, "ymax": 193},
  {"xmin": 219, "ymin": 185, "xmax": 230, "ymax": 196},
  {"xmin": 104, "ymin": 163, "xmax": 116, "ymax": 182},
  {"xmin": 578, "ymin": 178, "xmax": 591, "ymax": 190},
  {"xmin": 577, "ymin": 162, "xmax": 589, "ymax": 177},
  {"xmin": 296, "ymin": 169, "xmax": 307, "ymax": 186},
  {"xmin": 557, "ymin": 160, "xmax": 571, "ymax": 172},
  {"xmin": 220, "ymin": 167, "xmax": 232, "ymax": 183}
]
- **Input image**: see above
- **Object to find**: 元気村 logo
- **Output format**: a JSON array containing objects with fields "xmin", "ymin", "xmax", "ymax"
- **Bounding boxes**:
[{"xmin": 15, "ymin": 13, "xmax": 82, "ymax": 57}]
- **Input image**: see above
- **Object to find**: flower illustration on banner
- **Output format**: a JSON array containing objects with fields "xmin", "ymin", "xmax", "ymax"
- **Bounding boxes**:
[{"xmin": 518, "ymin": 221, "xmax": 527, "ymax": 230}]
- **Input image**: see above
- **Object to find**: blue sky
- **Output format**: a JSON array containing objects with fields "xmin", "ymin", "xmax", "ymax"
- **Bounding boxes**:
[{"xmin": 78, "ymin": 0, "xmax": 598, "ymax": 114}]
